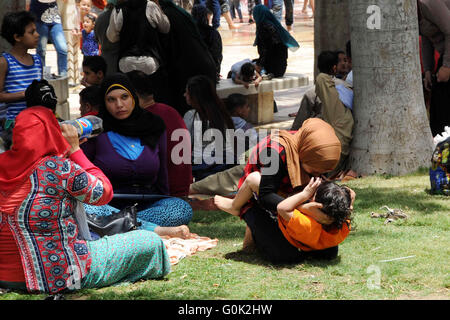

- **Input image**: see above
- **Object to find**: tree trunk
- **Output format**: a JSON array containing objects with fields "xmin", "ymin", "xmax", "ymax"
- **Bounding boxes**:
[
  {"xmin": 314, "ymin": 0, "xmax": 350, "ymax": 79},
  {"xmin": 348, "ymin": 0, "xmax": 433, "ymax": 175},
  {"xmin": 0, "ymin": 0, "xmax": 26, "ymax": 53},
  {"xmin": 57, "ymin": 0, "xmax": 80, "ymax": 85}
]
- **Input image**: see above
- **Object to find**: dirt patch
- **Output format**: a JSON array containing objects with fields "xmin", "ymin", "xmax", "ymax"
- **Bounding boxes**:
[{"xmin": 396, "ymin": 289, "xmax": 449, "ymax": 300}]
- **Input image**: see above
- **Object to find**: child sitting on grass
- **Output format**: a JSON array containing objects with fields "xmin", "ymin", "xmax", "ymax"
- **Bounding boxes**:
[{"xmin": 215, "ymin": 172, "xmax": 354, "ymax": 251}]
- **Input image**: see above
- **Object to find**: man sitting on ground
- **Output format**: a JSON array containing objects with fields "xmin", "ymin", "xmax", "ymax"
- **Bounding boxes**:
[{"xmin": 292, "ymin": 50, "xmax": 354, "ymax": 177}]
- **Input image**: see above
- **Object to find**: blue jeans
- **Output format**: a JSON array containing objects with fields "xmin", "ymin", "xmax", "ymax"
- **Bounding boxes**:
[
  {"xmin": 206, "ymin": 0, "xmax": 229, "ymax": 29},
  {"xmin": 36, "ymin": 21, "xmax": 68, "ymax": 76},
  {"xmin": 271, "ymin": 0, "xmax": 283, "ymax": 21},
  {"xmin": 230, "ymin": 0, "xmax": 243, "ymax": 20}
]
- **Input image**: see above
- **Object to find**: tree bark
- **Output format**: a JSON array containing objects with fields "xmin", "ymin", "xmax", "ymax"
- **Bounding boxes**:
[
  {"xmin": 314, "ymin": 0, "xmax": 350, "ymax": 79},
  {"xmin": 57, "ymin": 0, "xmax": 80, "ymax": 85},
  {"xmin": 348, "ymin": 0, "xmax": 433, "ymax": 175}
]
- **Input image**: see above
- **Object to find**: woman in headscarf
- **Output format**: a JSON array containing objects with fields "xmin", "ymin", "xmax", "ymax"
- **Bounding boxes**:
[
  {"xmin": 0, "ymin": 106, "xmax": 170, "ymax": 294},
  {"xmin": 252, "ymin": 4, "xmax": 300, "ymax": 77},
  {"xmin": 233, "ymin": 118, "xmax": 346, "ymax": 264},
  {"xmin": 191, "ymin": 4, "xmax": 223, "ymax": 83},
  {"xmin": 81, "ymin": 73, "xmax": 193, "ymax": 239}
]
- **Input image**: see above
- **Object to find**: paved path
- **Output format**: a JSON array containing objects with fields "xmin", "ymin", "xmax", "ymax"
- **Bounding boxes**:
[{"xmin": 42, "ymin": 1, "xmax": 315, "ymax": 129}]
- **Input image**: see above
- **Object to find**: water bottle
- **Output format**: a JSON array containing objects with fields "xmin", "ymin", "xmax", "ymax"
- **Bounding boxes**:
[{"xmin": 61, "ymin": 115, "xmax": 103, "ymax": 139}]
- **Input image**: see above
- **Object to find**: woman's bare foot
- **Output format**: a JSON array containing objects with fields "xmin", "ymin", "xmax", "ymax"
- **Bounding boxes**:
[
  {"xmin": 155, "ymin": 225, "xmax": 191, "ymax": 239},
  {"xmin": 214, "ymin": 195, "xmax": 240, "ymax": 216}
]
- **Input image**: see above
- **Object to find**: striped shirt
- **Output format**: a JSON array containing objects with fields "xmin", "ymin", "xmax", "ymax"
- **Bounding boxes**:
[
  {"xmin": 2, "ymin": 52, "xmax": 42, "ymax": 120},
  {"xmin": 0, "ymin": 103, "xmax": 6, "ymax": 120}
]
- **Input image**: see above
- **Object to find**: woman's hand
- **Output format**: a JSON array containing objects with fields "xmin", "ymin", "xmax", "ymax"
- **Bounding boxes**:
[
  {"xmin": 61, "ymin": 124, "xmax": 80, "ymax": 155},
  {"xmin": 437, "ymin": 66, "xmax": 450, "ymax": 83}
]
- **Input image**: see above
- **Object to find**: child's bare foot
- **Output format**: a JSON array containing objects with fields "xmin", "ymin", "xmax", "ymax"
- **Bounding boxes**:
[
  {"xmin": 214, "ymin": 195, "xmax": 240, "ymax": 216},
  {"xmin": 242, "ymin": 226, "xmax": 256, "ymax": 252},
  {"xmin": 155, "ymin": 225, "xmax": 191, "ymax": 239}
]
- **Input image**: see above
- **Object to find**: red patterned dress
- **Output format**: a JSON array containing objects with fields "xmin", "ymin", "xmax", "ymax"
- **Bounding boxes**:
[{"xmin": 0, "ymin": 152, "xmax": 112, "ymax": 293}]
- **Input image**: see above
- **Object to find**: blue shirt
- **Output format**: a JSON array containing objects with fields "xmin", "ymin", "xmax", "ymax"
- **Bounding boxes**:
[
  {"xmin": 335, "ymin": 84, "xmax": 354, "ymax": 111},
  {"xmin": 2, "ymin": 52, "xmax": 42, "ymax": 120},
  {"xmin": 107, "ymin": 131, "xmax": 145, "ymax": 160},
  {"xmin": 82, "ymin": 29, "xmax": 99, "ymax": 56}
]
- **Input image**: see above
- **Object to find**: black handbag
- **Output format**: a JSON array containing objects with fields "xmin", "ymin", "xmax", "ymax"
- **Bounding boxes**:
[{"xmin": 86, "ymin": 203, "xmax": 142, "ymax": 237}]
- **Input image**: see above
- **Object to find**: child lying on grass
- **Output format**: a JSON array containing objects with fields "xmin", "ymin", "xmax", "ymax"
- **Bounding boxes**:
[{"xmin": 214, "ymin": 172, "xmax": 354, "ymax": 251}]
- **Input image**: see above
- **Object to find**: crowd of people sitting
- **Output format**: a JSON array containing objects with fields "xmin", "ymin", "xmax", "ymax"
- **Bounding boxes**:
[{"xmin": 0, "ymin": 0, "xmax": 447, "ymax": 295}]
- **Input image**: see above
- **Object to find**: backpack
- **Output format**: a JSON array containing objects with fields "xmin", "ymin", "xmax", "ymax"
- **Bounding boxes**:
[{"xmin": 430, "ymin": 136, "xmax": 450, "ymax": 195}]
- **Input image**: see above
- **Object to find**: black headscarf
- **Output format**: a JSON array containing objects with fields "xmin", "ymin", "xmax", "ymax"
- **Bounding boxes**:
[{"xmin": 99, "ymin": 73, "xmax": 165, "ymax": 149}]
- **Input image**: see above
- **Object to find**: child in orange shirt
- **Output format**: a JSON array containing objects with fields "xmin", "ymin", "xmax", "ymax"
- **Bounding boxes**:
[{"xmin": 215, "ymin": 172, "xmax": 354, "ymax": 251}]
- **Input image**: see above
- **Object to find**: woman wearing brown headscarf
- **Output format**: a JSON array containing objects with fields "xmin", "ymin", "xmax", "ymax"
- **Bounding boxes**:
[{"xmin": 234, "ymin": 118, "xmax": 345, "ymax": 264}]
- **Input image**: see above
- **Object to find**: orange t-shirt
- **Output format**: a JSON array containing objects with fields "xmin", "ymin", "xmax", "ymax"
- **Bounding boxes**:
[{"xmin": 278, "ymin": 209, "xmax": 350, "ymax": 252}]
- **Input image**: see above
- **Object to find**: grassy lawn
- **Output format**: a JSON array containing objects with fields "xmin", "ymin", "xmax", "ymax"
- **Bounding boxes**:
[{"xmin": 1, "ymin": 169, "xmax": 449, "ymax": 300}]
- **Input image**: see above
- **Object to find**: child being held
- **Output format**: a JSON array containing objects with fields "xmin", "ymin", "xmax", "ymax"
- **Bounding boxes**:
[
  {"xmin": 228, "ymin": 59, "xmax": 263, "ymax": 88},
  {"xmin": 215, "ymin": 172, "xmax": 354, "ymax": 251},
  {"xmin": 81, "ymin": 13, "xmax": 99, "ymax": 56},
  {"xmin": 72, "ymin": 0, "xmax": 93, "ymax": 49},
  {"xmin": 78, "ymin": 0, "xmax": 93, "ymax": 25}
]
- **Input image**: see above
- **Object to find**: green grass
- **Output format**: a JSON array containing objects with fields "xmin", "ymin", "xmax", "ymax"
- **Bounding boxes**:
[{"xmin": 1, "ymin": 169, "xmax": 449, "ymax": 300}]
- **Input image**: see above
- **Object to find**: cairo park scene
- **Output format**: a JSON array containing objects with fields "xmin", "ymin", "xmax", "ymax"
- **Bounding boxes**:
[{"xmin": 0, "ymin": 0, "xmax": 448, "ymax": 307}]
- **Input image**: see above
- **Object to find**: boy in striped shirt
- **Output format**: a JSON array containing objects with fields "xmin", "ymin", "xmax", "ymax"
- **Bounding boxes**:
[{"xmin": 0, "ymin": 11, "xmax": 43, "ymax": 137}]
